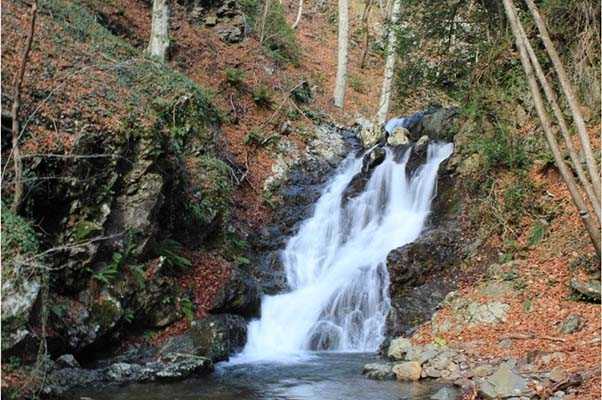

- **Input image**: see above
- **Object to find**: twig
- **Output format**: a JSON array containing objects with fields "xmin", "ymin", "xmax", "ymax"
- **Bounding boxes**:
[{"xmin": 500, "ymin": 332, "xmax": 566, "ymax": 342}]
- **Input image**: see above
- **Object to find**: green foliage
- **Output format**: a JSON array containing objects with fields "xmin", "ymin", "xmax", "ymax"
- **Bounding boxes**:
[
  {"xmin": 527, "ymin": 222, "xmax": 546, "ymax": 247},
  {"xmin": 470, "ymin": 124, "xmax": 529, "ymax": 172},
  {"xmin": 252, "ymin": 85, "xmax": 273, "ymax": 107},
  {"xmin": 180, "ymin": 297, "xmax": 194, "ymax": 322},
  {"xmin": 1, "ymin": 202, "xmax": 39, "ymax": 268},
  {"xmin": 244, "ymin": 129, "xmax": 279, "ymax": 147},
  {"xmin": 157, "ymin": 239, "xmax": 192, "ymax": 272},
  {"xmin": 349, "ymin": 75, "xmax": 366, "ymax": 93},
  {"xmin": 225, "ymin": 68, "xmax": 245, "ymax": 87},
  {"xmin": 242, "ymin": 0, "xmax": 300, "ymax": 64},
  {"xmin": 94, "ymin": 252, "xmax": 125, "ymax": 285}
]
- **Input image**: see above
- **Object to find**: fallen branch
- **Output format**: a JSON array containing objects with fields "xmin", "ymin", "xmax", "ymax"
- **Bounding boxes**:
[{"xmin": 500, "ymin": 332, "xmax": 566, "ymax": 342}]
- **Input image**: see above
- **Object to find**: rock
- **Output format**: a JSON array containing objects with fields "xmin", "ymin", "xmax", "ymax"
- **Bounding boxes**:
[
  {"xmin": 387, "ymin": 337, "xmax": 412, "ymax": 360},
  {"xmin": 363, "ymin": 146, "xmax": 386, "ymax": 171},
  {"xmin": 478, "ymin": 362, "xmax": 528, "ymax": 399},
  {"xmin": 549, "ymin": 366, "xmax": 567, "ymax": 383},
  {"xmin": 416, "ymin": 135, "xmax": 429, "ymax": 147},
  {"xmin": 386, "ymin": 224, "xmax": 460, "ymax": 337},
  {"xmin": 559, "ymin": 314, "xmax": 585, "ymax": 334},
  {"xmin": 191, "ymin": 314, "xmax": 247, "ymax": 361},
  {"xmin": 215, "ymin": 24, "xmax": 244, "ymax": 43},
  {"xmin": 570, "ymin": 278, "xmax": 601, "ymax": 303},
  {"xmin": 210, "ymin": 267, "xmax": 261, "ymax": 317},
  {"xmin": 499, "ymin": 338, "xmax": 513, "ymax": 349},
  {"xmin": 430, "ymin": 387, "xmax": 458, "ymax": 400},
  {"xmin": 472, "ymin": 364, "xmax": 494, "ymax": 378},
  {"xmin": 393, "ymin": 361, "xmax": 422, "ymax": 381},
  {"xmin": 56, "ymin": 354, "xmax": 80, "ymax": 369},
  {"xmin": 362, "ymin": 362, "xmax": 395, "ymax": 380},
  {"xmin": 359, "ymin": 123, "xmax": 385, "ymax": 148},
  {"xmin": 387, "ymin": 127, "xmax": 410, "ymax": 146},
  {"xmin": 1, "ymin": 274, "xmax": 40, "ymax": 350},
  {"xmin": 413, "ymin": 107, "xmax": 459, "ymax": 140},
  {"xmin": 205, "ymin": 15, "xmax": 218, "ymax": 26},
  {"xmin": 155, "ymin": 353, "xmax": 213, "ymax": 381},
  {"xmin": 479, "ymin": 281, "xmax": 514, "ymax": 298}
]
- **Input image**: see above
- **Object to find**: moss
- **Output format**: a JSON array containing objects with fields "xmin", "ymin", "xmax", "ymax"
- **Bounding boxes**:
[
  {"xmin": 90, "ymin": 296, "xmax": 122, "ymax": 330},
  {"xmin": 1, "ymin": 202, "xmax": 39, "ymax": 271},
  {"xmin": 190, "ymin": 156, "xmax": 234, "ymax": 226},
  {"xmin": 71, "ymin": 220, "xmax": 103, "ymax": 241}
]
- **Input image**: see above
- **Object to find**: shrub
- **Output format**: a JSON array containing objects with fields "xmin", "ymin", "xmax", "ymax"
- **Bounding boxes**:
[
  {"xmin": 225, "ymin": 68, "xmax": 245, "ymax": 87},
  {"xmin": 252, "ymin": 85, "xmax": 272, "ymax": 107}
]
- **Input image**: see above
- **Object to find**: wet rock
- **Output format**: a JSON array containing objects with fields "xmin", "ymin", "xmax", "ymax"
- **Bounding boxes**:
[
  {"xmin": 362, "ymin": 362, "xmax": 395, "ymax": 380},
  {"xmin": 359, "ymin": 123, "xmax": 385, "ymax": 148},
  {"xmin": 430, "ymin": 387, "xmax": 458, "ymax": 400},
  {"xmin": 56, "ymin": 354, "xmax": 80, "ymax": 369},
  {"xmin": 570, "ymin": 278, "xmax": 601, "ymax": 303},
  {"xmin": 559, "ymin": 314, "xmax": 585, "ymax": 334},
  {"xmin": 393, "ymin": 361, "xmax": 422, "ymax": 381},
  {"xmin": 191, "ymin": 314, "xmax": 247, "ymax": 361},
  {"xmin": 387, "ymin": 337, "xmax": 412, "ymax": 360},
  {"xmin": 478, "ymin": 362, "xmax": 528, "ymax": 399},
  {"xmin": 211, "ymin": 267, "xmax": 261, "ymax": 317},
  {"xmin": 155, "ymin": 353, "xmax": 213, "ymax": 381},
  {"xmin": 386, "ymin": 224, "xmax": 460, "ymax": 337},
  {"xmin": 387, "ymin": 127, "xmax": 410, "ymax": 146}
]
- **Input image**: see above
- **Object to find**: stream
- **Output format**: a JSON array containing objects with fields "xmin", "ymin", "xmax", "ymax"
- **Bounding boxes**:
[
  {"xmin": 66, "ymin": 142, "xmax": 454, "ymax": 399},
  {"xmin": 67, "ymin": 353, "xmax": 451, "ymax": 400}
]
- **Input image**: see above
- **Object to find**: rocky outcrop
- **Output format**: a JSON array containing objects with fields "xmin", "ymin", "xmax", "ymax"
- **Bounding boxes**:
[
  {"xmin": 210, "ymin": 267, "xmax": 261, "ymax": 317},
  {"xmin": 43, "ymin": 352, "xmax": 213, "ymax": 397},
  {"xmin": 386, "ymin": 223, "xmax": 461, "ymax": 338}
]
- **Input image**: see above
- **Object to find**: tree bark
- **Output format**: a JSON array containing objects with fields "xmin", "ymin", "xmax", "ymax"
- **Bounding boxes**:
[
  {"xmin": 292, "ymin": 0, "xmax": 303, "ymax": 29},
  {"xmin": 502, "ymin": 0, "xmax": 601, "ymax": 256},
  {"xmin": 360, "ymin": 0, "xmax": 373, "ymax": 69},
  {"xmin": 523, "ymin": 0, "xmax": 601, "ymax": 198},
  {"xmin": 333, "ymin": 0, "xmax": 349, "ymax": 108},
  {"xmin": 375, "ymin": 0, "xmax": 401, "ymax": 125},
  {"xmin": 517, "ymin": 21, "xmax": 601, "ymax": 222},
  {"xmin": 11, "ymin": 0, "xmax": 38, "ymax": 213},
  {"xmin": 147, "ymin": 0, "xmax": 170, "ymax": 62}
]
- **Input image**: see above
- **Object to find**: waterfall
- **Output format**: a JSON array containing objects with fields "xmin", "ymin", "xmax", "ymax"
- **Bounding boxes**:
[{"xmin": 237, "ymin": 142, "xmax": 453, "ymax": 362}]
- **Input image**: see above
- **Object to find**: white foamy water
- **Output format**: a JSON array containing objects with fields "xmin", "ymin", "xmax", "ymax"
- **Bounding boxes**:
[{"xmin": 235, "ymin": 142, "xmax": 453, "ymax": 362}]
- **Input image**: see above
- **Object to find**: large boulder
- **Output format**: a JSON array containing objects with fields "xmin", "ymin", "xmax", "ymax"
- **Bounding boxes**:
[
  {"xmin": 210, "ymin": 267, "xmax": 261, "ymax": 317},
  {"xmin": 190, "ymin": 314, "xmax": 247, "ymax": 361},
  {"xmin": 411, "ymin": 107, "xmax": 459, "ymax": 141},
  {"xmin": 362, "ymin": 362, "xmax": 395, "ymax": 380},
  {"xmin": 386, "ymin": 224, "xmax": 460, "ymax": 337},
  {"xmin": 477, "ymin": 362, "xmax": 529, "ymax": 399},
  {"xmin": 1, "ymin": 273, "xmax": 41, "ymax": 351},
  {"xmin": 392, "ymin": 361, "xmax": 422, "ymax": 381}
]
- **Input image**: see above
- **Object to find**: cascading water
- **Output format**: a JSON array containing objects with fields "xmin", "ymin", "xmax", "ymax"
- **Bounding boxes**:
[{"xmin": 237, "ymin": 142, "xmax": 453, "ymax": 362}]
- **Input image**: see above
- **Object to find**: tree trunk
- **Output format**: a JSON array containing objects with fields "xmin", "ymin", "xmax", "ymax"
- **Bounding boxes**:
[
  {"xmin": 333, "ymin": 0, "xmax": 349, "ymax": 108},
  {"xmin": 292, "ymin": 0, "xmax": 303, "ymax": 29},
  {"xmin": 147, "ymin": 0, "xmax": 170, "ymax": 62},
  {"xmin": 502, "ymin": 0, "xmax": 601, "ymax": 256},
  {"xmin": 523, "ymin": 0, "xmax": 601, "ymax": 198},
  {"xmin": 11, "ymin": 0, "xmax": 38, "ymax": 213},
  {"xmin": 360, "ymin": 0, "xmax": 373, "ymax": 69},
  {"xmin": 375, "ymin": 0, "xmax": 401, "ymax": 125},
  {"xmin": 517, "ymin": 21, "xmax": 601, "ymax": 222}
]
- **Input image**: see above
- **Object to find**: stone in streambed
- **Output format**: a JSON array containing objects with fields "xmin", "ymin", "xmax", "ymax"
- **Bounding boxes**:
[
  {"xmin": 362, "ymin": 362, "xmax": 395, "ymax": 380},
  {"xmin": 393, "ymin": 361, "xmax": 422, "ymax": 381}
]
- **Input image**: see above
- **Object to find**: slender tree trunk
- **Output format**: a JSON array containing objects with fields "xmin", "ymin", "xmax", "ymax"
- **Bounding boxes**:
[
  {"xmin": 375, "ymin": 0, "xmax": 401, "ymax": 125},
  {"xmin": 259, "ymin": 0, "xmax": 271, "ymax": 44},
  {"xmin": 147, "ymin": 0, "xmax": 170, "ymax": 62},
  {"xmin": 502, "ymin": 0, "xmax": 601, "ymax": 256},
  {"xmin": 333, "ymin": 0, "xmax": 349, "ymax": 108},
  {"xmin": 11, "ymin": 0, "xmax": 38, "ymax": 213},
  {"xmin": 517, "ymin": 21, "xmax": 601, "ymax": 222},
  {"xmin": 360, "ymin": 0, "xmax": 373, "ymax": 69},
  {"xmin": 292, "ymin": 0, "xmax": 303, "ymax": 29},
  {"xmin": 523, "ymin": 0, "xmax": 601, "ymax": 198}
]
